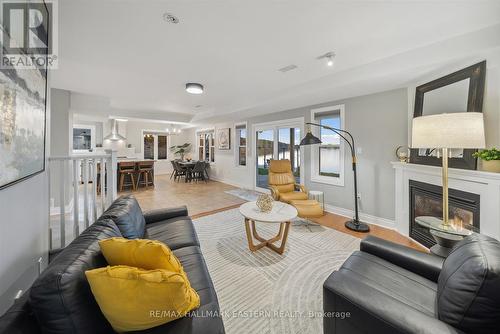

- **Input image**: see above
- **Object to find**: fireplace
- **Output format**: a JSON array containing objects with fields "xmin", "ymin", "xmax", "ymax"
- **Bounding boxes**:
[{"xmin": 409, "ymin": 180, "xmax": 480, "ymax": 248}]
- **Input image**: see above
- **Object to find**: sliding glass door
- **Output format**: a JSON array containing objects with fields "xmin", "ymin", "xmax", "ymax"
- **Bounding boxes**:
[
  {"xmin": 278, "ymin": 127, "xmax": 301, "ymax": 184},
  {"xmin": 254, "ymin": 119, "xmax": 303, "ymax": 192},
  {"xmin": 256, "ymin": 129, "xmax": 274, "ymax": 190}
]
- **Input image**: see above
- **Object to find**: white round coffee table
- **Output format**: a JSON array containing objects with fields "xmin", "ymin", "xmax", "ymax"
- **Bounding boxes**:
[{"xmin": 239, "ymin": 201, "xmax": 298, "ymax": 254}]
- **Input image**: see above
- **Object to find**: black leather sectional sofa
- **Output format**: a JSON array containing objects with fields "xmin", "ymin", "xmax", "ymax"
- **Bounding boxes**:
[
  {"xmin": 0, "ymin": 195, "xmax": 225, "ymax": 334},
  {"xmin": 323, "ymin": 234, "xmax": 500, "ymax": 334}
]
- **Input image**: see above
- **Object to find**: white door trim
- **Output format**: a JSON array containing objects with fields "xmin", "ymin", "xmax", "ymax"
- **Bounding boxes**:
[{"xmin": 251, "ymin": 117, "xmax": 305, "ymax": 193}]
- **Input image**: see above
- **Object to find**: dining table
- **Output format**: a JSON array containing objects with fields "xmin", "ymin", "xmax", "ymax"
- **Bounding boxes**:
[{"xmin": 177, "ymin": 160, "xmax": 208, "ymax": 182}]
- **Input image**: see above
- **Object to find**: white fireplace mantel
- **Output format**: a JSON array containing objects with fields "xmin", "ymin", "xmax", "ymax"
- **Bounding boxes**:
[{"xmin": 392, "ymin": 162, "xmax": 500, "ymax": 242}]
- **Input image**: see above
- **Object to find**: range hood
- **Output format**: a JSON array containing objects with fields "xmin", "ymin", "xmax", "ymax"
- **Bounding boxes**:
[{"xmin": 104, "ymin": 119, "xmax": 126, "ymax": 141}]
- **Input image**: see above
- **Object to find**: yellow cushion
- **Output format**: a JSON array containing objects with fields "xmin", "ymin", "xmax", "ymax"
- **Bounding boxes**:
[
  {"xmin": 86, "ymin": 266, "xmax": 200, "ymax": 332},
  {"xmin": 269, "ymin": 159, "xmax": 292, "ymax": 173},
  {"xmin": 279, "ymin": 191, "xmax": 309, "ymax": 203},
  {"xmin": 273, "ymin": 183, "xmax": 295, "ymax": 193},
  {"xmin": 290, "ymin": 199, "xmax": 324, "ymax": 218},
  {"xmin": 99, "ymin": 237, "xmax": 183, "ymax": 273}
]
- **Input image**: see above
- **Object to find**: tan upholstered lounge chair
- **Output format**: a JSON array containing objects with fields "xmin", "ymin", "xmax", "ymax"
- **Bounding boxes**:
[{"xmin": 268, "ymin": 159, "xmax": 308, "ymax": 203}]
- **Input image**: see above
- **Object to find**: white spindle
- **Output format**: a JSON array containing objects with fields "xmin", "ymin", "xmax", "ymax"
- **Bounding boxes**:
[
  {"xmin": 72, "ymin": 159, "xmax": 80, "ymax": 238},
  {"xmin": 105, "ymin": 150, "xmax": 117, "ymax": 206},
  {"xmin": 92, "ymin": 159, "xmax": 98, "ymax": 221},
  {"xmin": 48, "ymin": 152, "xmax": 116, "ymax": 249},
  {"xmin": 83, "ymin": 159, "xmax": 89, "ymax": 229},
  {"xmin": 59, "ymin": 160, "xmax": 66, "ymax": 248},
  {"xmin": 100, "ymin": 157, "xmax": 106, "ymax": 213}
]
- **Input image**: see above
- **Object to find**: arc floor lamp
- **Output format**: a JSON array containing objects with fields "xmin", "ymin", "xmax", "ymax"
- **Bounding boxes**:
[{"xmin": 300, "ymin": 123, "xmax": 370, "ymax": 232}]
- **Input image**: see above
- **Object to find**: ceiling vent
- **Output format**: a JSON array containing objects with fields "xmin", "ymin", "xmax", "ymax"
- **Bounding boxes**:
[{"xmin": 278, "ymin": 64, "xmax": 298, "ymax": 73}]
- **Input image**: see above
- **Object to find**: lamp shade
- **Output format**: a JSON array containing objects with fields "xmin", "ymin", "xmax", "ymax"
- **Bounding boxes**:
[
  {"xmin": 300, "ymin": 131, "xmax": 322, "ymax": 146},
  {"xmin": 411, "ymin": 112, "xmax": 485, "ymax": 149}
]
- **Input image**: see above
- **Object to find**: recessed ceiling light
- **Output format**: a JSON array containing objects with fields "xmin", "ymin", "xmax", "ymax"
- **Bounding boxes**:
[
  {"xmin": 317, "ymin": 52, "xmax": 336, "ymax": 68},
  {"xmin": 327, "ymin": 55, "xmax": 334, "ymax": 67},
  {"xmin": 163, "ymin": 12, "xmax": 179, "ymax": 24},
  {"xmin": 186, "ymin": 83, "xmax": 204, "ymax": 94}
]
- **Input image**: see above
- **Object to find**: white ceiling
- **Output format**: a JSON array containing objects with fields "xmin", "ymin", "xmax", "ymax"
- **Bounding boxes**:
[{"xmin": 52, "ymin": 0, "xmax": 500, "ymax": 123}]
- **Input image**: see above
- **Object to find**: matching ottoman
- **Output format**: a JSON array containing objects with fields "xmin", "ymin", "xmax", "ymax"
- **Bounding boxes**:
[{"xmin": 290, "ymin": 199, "xmax": 324, "ymax": 219}]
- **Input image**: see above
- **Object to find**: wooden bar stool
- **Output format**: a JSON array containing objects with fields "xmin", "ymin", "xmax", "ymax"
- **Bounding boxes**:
[
  {"xmin": 136, "ymin": 161, "xmax": 154, "ymax": 188},
  {"xmin": 118, "ymin": 161, "xmax": 136, "ymax": 192}
]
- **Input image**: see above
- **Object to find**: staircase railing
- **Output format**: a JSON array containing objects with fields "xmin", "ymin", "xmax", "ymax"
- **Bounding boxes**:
[{"xmin": 48, "ymin": 150, "xmax": 117, "ymax": 250}]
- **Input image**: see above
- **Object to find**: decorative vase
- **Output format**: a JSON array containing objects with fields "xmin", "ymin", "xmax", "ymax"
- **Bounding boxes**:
[
  {"xmin": 256, "ymin": 194, "xmax": 274, "ymax": 213},
  {"xmin": 481, "ymin": 160, "xmax": 500, "ymax": 173}
]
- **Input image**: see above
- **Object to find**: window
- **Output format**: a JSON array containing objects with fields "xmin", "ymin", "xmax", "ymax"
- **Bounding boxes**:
[
  {"xmin": 235, "ymin": 123, "xmax": 247, "ymax": 166},
  {"xmin": 158, "ymin": 135, "xmax": 167, "ymax": 160},
  {"xmin": 197, "ymin": 130, "xmax": 215, "ymax": 163},
  {"xmin": 143, "ymin": 133, "xmax": 168, "ymax": 160},
  {"xmin": 144, "ymin": 134, "xmax": 154, "ymax": 159},
  {"xmin": 311, "ymin": 105, "xmax": 345, "ymax": 186},
  {"xmin": 72, "ymin": 124, "xmax": 95, "ymax": 151}
]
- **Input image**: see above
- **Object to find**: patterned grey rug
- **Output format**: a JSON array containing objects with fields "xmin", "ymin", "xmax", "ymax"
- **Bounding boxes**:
[
  {"xmin": 225, "ymin": 188, "xmax": 260, "ymax": 202},
  {"xmin": 193, "ymin": 208, "xmax": 360, "ymax": 334}
]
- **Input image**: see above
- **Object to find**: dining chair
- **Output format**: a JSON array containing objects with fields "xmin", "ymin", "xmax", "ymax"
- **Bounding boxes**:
[
  {"xmin": 170, "ymin": 160, "xmax": 177, "ymax": 180},
  {"xmin": 190, "ymin": 161, "xmax": 207, "ymax": 183},
  {"xmin": 203, "ymin": 161, "xmax": 210, "ymax": 181},
  {"xmin": 173, "ymin": 161, "xmax": 187, "ymax": 182},
  {"xmin": 136, "ymin": 161, "xmax": 154, "ymax": 188},
  {"xmin": 118, "ymin": 161, "xmax": 136, "ymax": 191}
]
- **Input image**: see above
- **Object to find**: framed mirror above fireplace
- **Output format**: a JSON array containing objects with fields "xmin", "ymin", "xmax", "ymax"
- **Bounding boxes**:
[{"xmin": 409, "ymin": 61, "xmax": 486, "ymax": 170}]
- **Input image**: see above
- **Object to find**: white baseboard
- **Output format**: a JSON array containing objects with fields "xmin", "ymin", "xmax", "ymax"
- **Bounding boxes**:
[
  {"xmin": 324, "ymin": 204, "xmax": 396, "ymax": 230},
  {"xmin": 212, "ymin": 176, "xmax": 396, "ymax": 230}
]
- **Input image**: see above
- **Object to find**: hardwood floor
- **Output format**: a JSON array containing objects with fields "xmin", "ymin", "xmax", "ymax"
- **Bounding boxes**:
[
  {"xmin": 119, "ymin": 174, "xmax": 246, "ymax": 216},
  {"xmin": 310, "ymin": 212, "xmax": 427, "ymax": 252},
  {"xmin": 122, "ymin": 174, "xmax": 426, "ymax": 252}
]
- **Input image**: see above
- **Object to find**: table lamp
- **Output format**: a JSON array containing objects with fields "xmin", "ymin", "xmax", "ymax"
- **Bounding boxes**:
[{"xmin": 411, "ymin": 112, "xmax": 485, "ymax": 226}]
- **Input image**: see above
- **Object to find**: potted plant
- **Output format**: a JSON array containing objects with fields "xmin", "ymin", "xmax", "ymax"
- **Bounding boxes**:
[
  {"xmin": 473, "ymin": 148, "xmax": 500, "ymax": 173},
  {"xmin": 170, "ymin": 143, "xmax": 191, "ymax": 161}
]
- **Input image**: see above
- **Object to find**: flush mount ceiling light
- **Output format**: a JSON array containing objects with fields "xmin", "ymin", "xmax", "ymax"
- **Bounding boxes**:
[
  {"xmin": 317, "ymin": 52, "xmax": 336, "ymax": 68},
  {"xmin": 186, "ymin": 83, "xmax": 204, "ymax": 94}
]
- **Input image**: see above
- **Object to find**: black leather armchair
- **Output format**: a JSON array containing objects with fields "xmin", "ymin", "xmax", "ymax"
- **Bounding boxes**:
[{"xmin": 323, "ymin": 234, "xmax": 500, "ymax": 334}]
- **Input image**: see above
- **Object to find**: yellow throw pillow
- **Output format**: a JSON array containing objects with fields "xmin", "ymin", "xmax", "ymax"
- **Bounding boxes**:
[
  {"xmin": 86, "ymin": 266, "xmax": 200, "ymax": 332},
  {"xmin": 99, "ymin": 237, "xmax": 183, "ymax": 273}
]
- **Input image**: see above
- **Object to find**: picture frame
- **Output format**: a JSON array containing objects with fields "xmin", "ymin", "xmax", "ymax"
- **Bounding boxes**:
[
  {"xmin": 217, "ymin": 128, "xmax": 231, "ymax": 150},
  {"xmin": 0, "ymin": 2, "xmax": 49, "ymax": 190},
  {"xmin": 409, "ymin": 61, "xmax": 486, "ymax": 170}
]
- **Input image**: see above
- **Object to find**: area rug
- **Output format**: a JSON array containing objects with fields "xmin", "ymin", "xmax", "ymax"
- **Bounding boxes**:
[
  {"xmin": 193, "ymin": 208, "xmax": 360, "ymax": 334},
  {"xmin": 225, "ymin": 188, "xmax": 260, "ymax": 202}
]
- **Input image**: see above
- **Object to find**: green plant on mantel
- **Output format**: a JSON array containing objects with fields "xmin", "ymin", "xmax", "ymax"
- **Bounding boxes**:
[
  {"xmin": 170, "ymin": 143, "xmax": 191, "ymax": 160},
  {"xmin": 473, "ymin": 148, "xmax": 500, "ymax": 161}
]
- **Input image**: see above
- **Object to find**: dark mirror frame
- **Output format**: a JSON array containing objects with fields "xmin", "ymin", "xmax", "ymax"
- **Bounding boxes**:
[{"xmin": 410, "ymin": 61, "xmax": 486, "ymax": 170}]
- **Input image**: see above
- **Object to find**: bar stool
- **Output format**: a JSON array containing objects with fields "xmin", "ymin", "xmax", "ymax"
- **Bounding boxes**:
[
  {"xmin": 136, "ymin": 161, "xmax": 154, "ymax": 188},
  {"xmin": 118, "ymin": 161, "xmax": 136, "ymax": 192}
]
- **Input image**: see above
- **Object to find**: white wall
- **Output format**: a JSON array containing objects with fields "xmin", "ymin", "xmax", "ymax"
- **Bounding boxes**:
[
  {"xmin": 189, "ymin": 89, "xmax": 409, "ymax": 227},
  {"xmin": 0, "ymin": 83, "xmax": 51, "ymax": 314},
  {"xmin": 49, "ymin": 89, "xmax": 73, "ymax": 209},
  {"xmin": 125, "ymin": 121, "xmax": 191, "ymax": 158}
]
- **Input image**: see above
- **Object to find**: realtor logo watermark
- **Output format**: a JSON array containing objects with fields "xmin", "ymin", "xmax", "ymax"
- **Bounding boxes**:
[{"xmin": 1, "ymin": 0, "xmax": 58, "ymax": 69}]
